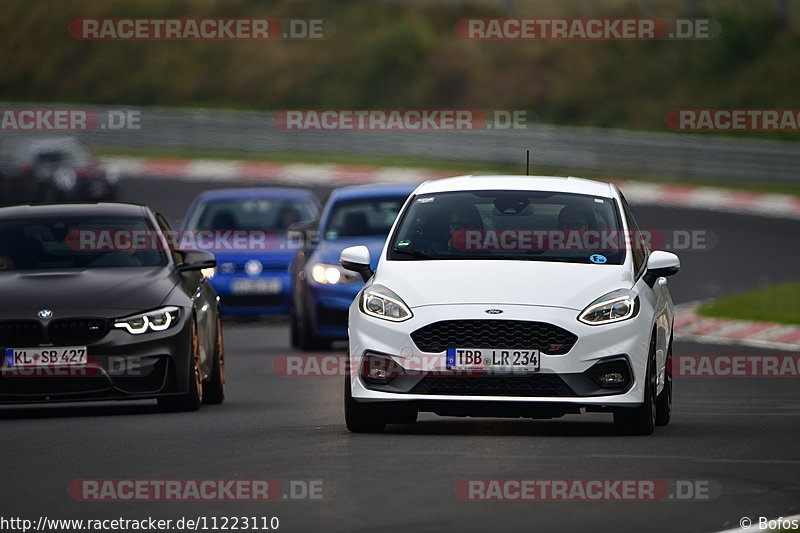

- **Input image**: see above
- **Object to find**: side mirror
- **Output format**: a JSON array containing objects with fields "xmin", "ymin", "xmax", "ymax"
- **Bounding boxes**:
[
  {"xmin": 643, "ymin": 250, "xmax": 680, "ymax": 287},
  {"xmin": 176, "ymin": 249, "xmax": 217, "ymax": 272},
  {"xmin": 340, "ymin": 245, "xmax": 373, "ymax": 282}
]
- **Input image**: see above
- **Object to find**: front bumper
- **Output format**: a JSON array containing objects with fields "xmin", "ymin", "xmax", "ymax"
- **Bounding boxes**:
[
  {"xmin": 0, "ymin": 313, "xmax": 193, "ymax": 403},
  {"xmin": 348, "ymin": 303, "xmax": 651, "ymax": 408},
  {"xmin": 213, "ymin": 271, "xmax": 292, "ymax": 316},
  {"xmin": 308, "ymin": 281, "xmax": 361, "ymax": 339}
]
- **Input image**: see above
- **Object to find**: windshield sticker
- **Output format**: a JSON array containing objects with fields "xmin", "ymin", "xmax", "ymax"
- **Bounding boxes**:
[
  {"xmin": 589, "ymin": 254, "xmax": 607, "ymax": 264},
  {"xmin": 416, "ymin": 197, "xmax": 434, "ymax": 203},
  {"xmin": 594, "ymin": 198, "xmax": 604, "ymax": 203},
  {"xmin": 396, "ymin": 240, "xmax": 411, "ymax": 247}
]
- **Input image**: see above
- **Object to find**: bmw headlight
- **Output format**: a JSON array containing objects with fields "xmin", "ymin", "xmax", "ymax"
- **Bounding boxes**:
[
  {"xmin": 360, "ymin": 284, "xmax": 412, "ymax": 322},
  {"xmin": 114, "ymin": 306, "xmax": 180, "ymax": 334},
  {"xmin": 578, "ymin": 289, "xmax": 639, "ymax": 325},
  {"xmin": 310, "ymin": 263, "xmax": 359, "ymax": 285}
]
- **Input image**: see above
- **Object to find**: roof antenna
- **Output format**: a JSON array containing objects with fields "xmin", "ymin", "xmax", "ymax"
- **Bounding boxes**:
[{"xmin": 525, "ymin": 149, "xmax": 530, "ymax": 176}]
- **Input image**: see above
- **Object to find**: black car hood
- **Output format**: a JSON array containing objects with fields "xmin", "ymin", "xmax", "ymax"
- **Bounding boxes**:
[{"xmin": 0, "ymin": 267, "xmax": 179, "ymax": 319}]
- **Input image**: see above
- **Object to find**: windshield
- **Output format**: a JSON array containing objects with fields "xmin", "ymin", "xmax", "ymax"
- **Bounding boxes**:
[
  {"xmin": 323, "ymin": 196, "xmax": 408, "ymax": 240},
  {"xmin": 188, "ymin": 198, "xmax": 317, "ymax": 232},
  {"xmin": 387, "ymin": 190, "xmax": 626, "ymax": 264},
  {"xmin": 0, "ymin": 216, "xmax": 167, "ymax": 271},
  {"xmin": 29, "ymin": 142, "xmax": 91, "ymax": 166}
]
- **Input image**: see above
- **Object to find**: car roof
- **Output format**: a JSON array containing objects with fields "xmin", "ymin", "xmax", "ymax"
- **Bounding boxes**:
[
  {"xmin": 0, "ymin": 202, "xmax": 148, "ymax": 219},
  {"xmin": 0, "ymin": 136, "xmax": 81, "ymax": 156},
  {"xmin": 413, "ymin": 175, "xmax": 616, "ymax": 198},
  {"xmin": 194, "ymin": 187, "xmax": 319, "ymax": 202},
  {"xmin": 328, "ymin": 183, "xmax": 418, "ymax": 201}
]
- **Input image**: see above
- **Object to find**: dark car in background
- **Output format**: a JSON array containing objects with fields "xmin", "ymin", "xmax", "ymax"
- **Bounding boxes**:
[
  {"xmin": 290, "ymin": 183, "xmax": 416, "ymax": 350},
  {"xmin": 182, "ymin": 187, "xmax": 319, "ymax": 316},
  {"xmin": 0, "ymin": 203, "xmax": 222, "ymax": 411},
  {"xmin": 0, "ymin": 136, "xmax": 119, "ymax": 205}
]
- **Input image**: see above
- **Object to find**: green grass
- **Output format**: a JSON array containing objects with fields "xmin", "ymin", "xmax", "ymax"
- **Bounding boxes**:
[
  {"xmin": 2, "ymin": 0, "xmax": 800, "ymax": 140},
  {"xmin": 697, "ymin": 282, "xmax": 800, "ymax": 325},
  {"xmin": 96, "ymin": 146, "xmax": 800, "ymax": 196}
]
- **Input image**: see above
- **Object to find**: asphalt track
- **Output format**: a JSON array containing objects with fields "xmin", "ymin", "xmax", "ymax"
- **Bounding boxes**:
[{"xmin": 0, "ymin": 177, "xmax": 798, "ymax": 533}]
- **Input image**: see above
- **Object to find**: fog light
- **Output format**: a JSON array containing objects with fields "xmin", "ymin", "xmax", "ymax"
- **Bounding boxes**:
[
  {"xmin": 361, "ymin": 353, "xmax": 402, "ymax": 385},
  {"xmin": 369, "ymin": 367, "xmax": 387, "ymax": 380},
  {"xmin": 598, "ymin": 372, "xmax": 625, "ymax": 385}
]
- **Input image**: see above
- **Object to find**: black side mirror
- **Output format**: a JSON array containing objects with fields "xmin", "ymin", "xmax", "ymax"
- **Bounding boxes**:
[
  {"xmin": 287, "ymin": 221, "xmax": 318, "ymax": 250},
  {"xmin": 176, "ymin": 249, "xmax": 216, "ymax": 271}
]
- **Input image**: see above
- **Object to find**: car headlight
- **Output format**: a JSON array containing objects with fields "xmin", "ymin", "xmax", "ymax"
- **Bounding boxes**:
[
  {"xmin": 201, "ymin": 267, "xmax": 216, "ymax": 279},
  {"xmin": 218, "ymin": 262, "xmax": 236, "ymax": 274},
  {"xmin": 578, "ymin": 289, "xmax": 639, "ymax": 325},
  {"xmin": 53, "ymin": 168, "xmax": 77, "ymax": 191},
  {"xmin": 360, "ymin": 284, "xmax": 412, "ymax": 322},
  {"xmin": 114, "ymin": 306, "xmax": 180, "ymax": 334},
  {"xmin": 310, "ymin": 263, "xmax": 359, "ymax": 285}
]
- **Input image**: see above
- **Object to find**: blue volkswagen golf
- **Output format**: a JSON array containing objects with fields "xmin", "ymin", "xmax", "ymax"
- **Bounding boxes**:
[
  {"xmin": 290, "ymin": 183, "xmax": 416, "ymax": 349},
  {"xmin": 183, "ymin": 188, "xmax": 319, "ymax": 316}
]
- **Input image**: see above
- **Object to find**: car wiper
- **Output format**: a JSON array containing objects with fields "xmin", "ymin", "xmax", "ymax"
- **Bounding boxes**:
[{"xmin": 391, "ymin": 247, "xmax": 435, "ymax": 259}]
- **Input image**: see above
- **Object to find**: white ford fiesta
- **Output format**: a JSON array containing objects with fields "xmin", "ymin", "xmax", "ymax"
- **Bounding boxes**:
[{"xmin": 340, "ymin": 176, "xmax": 679, "ymax": 435}]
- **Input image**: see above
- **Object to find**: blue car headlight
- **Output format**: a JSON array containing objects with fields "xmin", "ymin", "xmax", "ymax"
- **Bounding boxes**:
[{"xmin": 310, "ymin": 263, "xmax": 360, "ymax": 285}]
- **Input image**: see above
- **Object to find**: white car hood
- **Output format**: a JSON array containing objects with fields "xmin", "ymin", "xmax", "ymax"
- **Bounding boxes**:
[{"xmin": 373, "ymin": 260, "xmax": 632, "ymax": 311}]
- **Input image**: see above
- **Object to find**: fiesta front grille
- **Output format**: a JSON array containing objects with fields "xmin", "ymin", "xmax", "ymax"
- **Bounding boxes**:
[
  {"xmin": 410, "ymin": 374, "xmax": 575, "ymax": 397},
  {"xmin": 0, "ymin": 320, "xmax": 44, "ymax": 347},
  {"xmin": 48, "ymin": 318, "xmax": 109, "ymax": 345},
  {"xmin": 410, "ymin": 320, "xmax": 577, "ymax": 355}
]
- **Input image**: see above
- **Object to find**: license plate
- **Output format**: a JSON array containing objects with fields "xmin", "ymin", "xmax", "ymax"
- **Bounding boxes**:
[
  {"xmin": 231, "ymin": 278, "xmax": 282, "ymax": 295},
  {"xmin": 446, "ymin": 348, "xmax": 540, "ymax": 372},
  {"xmin": 4, "ymin": 347, "xmax": 88, "ymax": 367}
]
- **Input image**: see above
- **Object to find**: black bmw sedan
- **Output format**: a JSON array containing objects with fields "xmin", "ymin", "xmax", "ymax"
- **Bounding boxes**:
[{"xmin": 0, "ymin": 203, "xmax": 224, "ymax": 411}]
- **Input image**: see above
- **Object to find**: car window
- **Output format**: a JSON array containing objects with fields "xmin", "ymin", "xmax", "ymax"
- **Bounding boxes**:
[
  {"xmin": 187, "ymin": 198, "xmax": 318, "ymax": 232},
  {"xmin": 29, "ymin": 141, "xmax": 90, "ymax": 166},
  {"xmin": 0, "ymin": 215, "xmax": 167, "ymax": 271},
  {"xmin": 619, "ymin": 193, "xmax": 647, "ymax": 276},
  {"xmin": 155, "ymin": 212, "xmax": 183, "ymax": 264},
  {"xmin": 323, "ymin": 196, "xmax": 408, "ymax": 239},
  {"xmin": 387, "ymin": 190, "xmax": 625, "ymax": 264}
]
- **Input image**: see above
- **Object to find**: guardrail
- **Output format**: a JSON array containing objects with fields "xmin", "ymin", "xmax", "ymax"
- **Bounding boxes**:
[{"xmin": 2, "ymin": 103, "xmax": 799, "ymax": 185}]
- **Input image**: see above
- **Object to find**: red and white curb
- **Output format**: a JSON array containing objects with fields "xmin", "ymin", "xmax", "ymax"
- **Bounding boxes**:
[
  {"xmin": 102, "ymin": 156, "xmax": 800, "ymax": 219},
  {"xmin": 674, "ymin": 303, "xmax": 800, "ymax": 351}
]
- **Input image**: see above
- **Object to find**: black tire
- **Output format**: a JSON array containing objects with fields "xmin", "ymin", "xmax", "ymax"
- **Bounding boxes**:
[
  {"xmin": 158, "ymin": 320, "xmax": 203, "ymax": 412},
  {"xmin": 655, "ymin": 341, "xmax": 672, "ymax": 426},
  {"xmin": 344, "ymin": 377, "xmax": 386, "ymax": 433},
  {"xmin": 203, "ymin": 315, "xmax": 226, "ymax": 405},
  {"xmin": 297, "ymin": 307, "xmax": 331, "ymax": 351},
  {"xmin": 613, "ymin": 335, "xmax": 657, "ymax": 436},
  {"xmin": 289, "ymin": 310, "xmax": 301, "ymax": 348}
]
